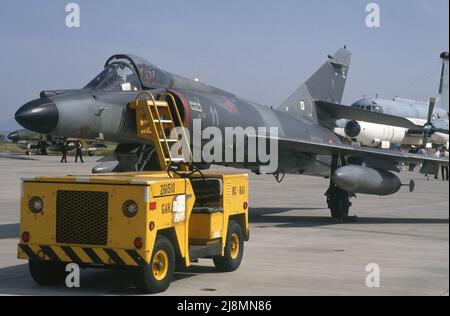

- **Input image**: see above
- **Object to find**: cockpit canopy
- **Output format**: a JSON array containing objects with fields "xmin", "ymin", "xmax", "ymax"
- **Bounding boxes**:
[
  {"xmin": 84, "ymin": 54, "xmax": 172, "ymax": 92},
  {"xmin": 84, "ymin": 62, "xmax": 141, "ymax": 91},
  {"xmin": 351, "ymin": 99, "xmax": 384, "ymax": 113}
]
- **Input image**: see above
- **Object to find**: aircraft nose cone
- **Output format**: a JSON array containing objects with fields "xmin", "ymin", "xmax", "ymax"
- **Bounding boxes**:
[
  {"xmin": 7, "ymin": 131, "xmax": 19, "ymax": 142},
  {"xmin": 15, "ymin": 98, "xmax": 59, "ymax": 133}
]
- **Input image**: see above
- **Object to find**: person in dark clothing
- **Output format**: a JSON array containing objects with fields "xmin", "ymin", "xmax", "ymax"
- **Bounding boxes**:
[
  {"xmin": 434, "ymin": 148, "xmax": 441, "ymax": 179},
  {"xmin": 60, "ymin": 142, "xmax": 68, "ymax": 163},
  {"xmin": 75, "ymin": 141, "xmax": 84, "ymax": 163},
  {"xmin": 408, "ymin": 147, "xmax": 419, "ymax": 171},
  {"xmin": 440, "ymin": 147, "xmax": 449, "ymax": 181}
]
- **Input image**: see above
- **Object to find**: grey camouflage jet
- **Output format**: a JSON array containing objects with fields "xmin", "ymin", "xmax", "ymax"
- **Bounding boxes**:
[
  {"xmin": 7, "ymin": 128, "xmax": 106, "ymax": 156},
  {"xmin": 8, "ymin": 129, "xmax": 53, "ymax": 155},
  {"xmin": 14, "ymin": 48, "xmax": 449, "ymax": 219}
]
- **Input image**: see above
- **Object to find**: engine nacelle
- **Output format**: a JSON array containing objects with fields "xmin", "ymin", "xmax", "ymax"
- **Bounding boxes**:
[
  {"xmin": 332, "ymin": 165, "xmax": 402, "ymax": 196},
  {"xmin": 344, "ymin": 120, "xmax": 407, "ymax": 147},
  {"xmin": 431, "ymin": 132, "xmax": 450, "ymax": 146}
]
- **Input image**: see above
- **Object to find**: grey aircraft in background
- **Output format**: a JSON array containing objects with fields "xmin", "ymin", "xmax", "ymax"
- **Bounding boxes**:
[
  {"xmin": 14, "ymin": 48, "xmax": 448, "ymax": 219},
  {"xmin": 7, "ymin": 128, "xmax": 51, "ymax": 155},
  {"xmin": 7, "ymin": 128, "xmax": 107, "ymax": 156},
  {"xmin": 340, "ymin": 52, "xmax": 449, "ymax": 148}
]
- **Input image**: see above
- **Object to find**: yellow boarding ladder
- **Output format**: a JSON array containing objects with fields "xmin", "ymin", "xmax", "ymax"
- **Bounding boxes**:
[{"xmin": 131, "ymin": 91, "xmax": 192, "ymax": 171}]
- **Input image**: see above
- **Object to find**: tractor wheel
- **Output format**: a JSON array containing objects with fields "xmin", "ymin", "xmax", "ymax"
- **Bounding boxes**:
[
  {"xmin": 213, "ymin": 220, "xmax": 244, "ymax": 272},
  {"xmin": 133, "ymin": 235, "xmax": 175, "ymax": 294}
]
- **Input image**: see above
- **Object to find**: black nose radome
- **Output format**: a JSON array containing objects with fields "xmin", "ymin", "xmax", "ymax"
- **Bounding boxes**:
[
  {"xmin": 15, "ymin": 98, "xmax": 59, "ymax": 133},
  {"xmin": 7, "ymin": 131, "xmax": 20, "ymax": 142},
  {"xmin": 345, "ymin": 120, "xmax": 361, "ymax": 138}
]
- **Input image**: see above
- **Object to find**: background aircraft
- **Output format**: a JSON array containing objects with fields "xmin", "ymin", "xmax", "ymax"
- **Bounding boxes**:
[
  {"xmin": 337, "ymin": 52, "xmax": 449, "ymax": 149},
  {"xmin": 7, "ymin": 129, "xmax": 51, "ymax": 155},
  {"xmin": 7, "ymin": 129, "xmax": 107, "ymax": 156},
  {"xmin": 14, "ymin": 48, "xmax": 448, "ymax": 219}
]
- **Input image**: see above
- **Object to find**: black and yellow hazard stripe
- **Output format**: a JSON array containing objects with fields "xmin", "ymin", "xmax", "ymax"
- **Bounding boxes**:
[{"xmin": 18, "ymin": 244, "xmax": 147, "ymax": 267}]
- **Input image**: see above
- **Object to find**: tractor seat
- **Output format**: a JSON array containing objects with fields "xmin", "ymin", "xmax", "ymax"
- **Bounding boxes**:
[{"xmin": 191, "ymin": 178, "xmax": 223, "ymax": 213}]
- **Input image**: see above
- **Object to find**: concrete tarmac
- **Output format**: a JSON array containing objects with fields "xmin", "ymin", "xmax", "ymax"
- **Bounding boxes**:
[{"xmin": 0, "ymin": 154, "xmax": 448, "ymax": 296}]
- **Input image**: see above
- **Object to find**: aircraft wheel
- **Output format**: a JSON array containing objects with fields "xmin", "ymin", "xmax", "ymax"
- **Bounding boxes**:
[
  {"xmin": 328, "ymin": 187, "xmax": 351, "ymax": 219},
  {"xmin": 213, "ymin": 220, "xmax": 244, "ymax": 272},
  {"xmin": 133, "ymin": 235, "xmax": 175, "ymax": 294},
  {"xmin": 29, "ymin": 260, "xmax": 66, "ymax": 286},
  {"xmin": 88, "ymin": 151, "xmax": 94, "ymax": 157}
]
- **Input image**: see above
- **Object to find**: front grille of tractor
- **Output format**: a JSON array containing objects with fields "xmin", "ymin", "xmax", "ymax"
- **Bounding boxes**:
[{"xmin": 56, "ymin": 190, "xmax": 108, "ymax": 246}]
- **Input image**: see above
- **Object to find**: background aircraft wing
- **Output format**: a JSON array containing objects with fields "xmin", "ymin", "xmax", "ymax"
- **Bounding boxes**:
[{"xmin": 315, "ymin": 100, "xmax": 419, "ymax": 129}]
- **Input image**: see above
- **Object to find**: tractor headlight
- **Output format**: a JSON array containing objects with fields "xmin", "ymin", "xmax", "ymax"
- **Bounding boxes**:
[
  {"xmin": 123, "ymin": 200, "xmax": 138, "ymax": 218},
  {"xmin": 28, "ymin": 197, "xmax": 43, "ymax": 214}
]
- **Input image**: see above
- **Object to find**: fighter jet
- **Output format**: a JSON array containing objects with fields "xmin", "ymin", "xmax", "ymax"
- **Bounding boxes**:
[
  {"xmin": 7, "ymin": 128, "xmax": 106, "ymax": 156},
  {"xmin": 7, "ymin": 129, "xmax": 51, "ymax": 155},
  {"xmin": 338, "ymin": 52, "xmax": 449, "ymax": 148},
  {"xmin": 14, "ymin": 48, "xmax": 448, "ymax": 219}
]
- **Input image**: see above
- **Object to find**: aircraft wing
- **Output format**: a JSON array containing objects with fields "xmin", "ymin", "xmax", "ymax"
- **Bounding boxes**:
[
  {"xmin": 315, "ymin": 100, "xmax": 419, "ymax": 129},
  {"xmin": 258, "ymin": 135, "xmax": 449, "ymax": 166}
]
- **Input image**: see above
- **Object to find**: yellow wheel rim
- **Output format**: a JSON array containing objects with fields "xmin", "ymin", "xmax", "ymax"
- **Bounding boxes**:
[
  {"xmin": 152, "ymin": 250, "xmax": 169, "ymax": 281},
  {"xmin": 230, "ymin": 233, "xmax": 240, "ymax": 260}
]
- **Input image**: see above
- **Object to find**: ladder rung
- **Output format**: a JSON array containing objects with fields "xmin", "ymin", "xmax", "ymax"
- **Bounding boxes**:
[
  {"xmin": 160, "ymin": 139, "xmax": 178, "ymax": 143},
  {"xmin": 147, "ymin": 101, "xmax": 169, "ymax": 107},
  {"xmin": 154, "ymin": 120, "xmax": 174, "ymax": 124},
  {"xmin": 166, "ymin": 158, "xmax": 185, "ymax": 162}
]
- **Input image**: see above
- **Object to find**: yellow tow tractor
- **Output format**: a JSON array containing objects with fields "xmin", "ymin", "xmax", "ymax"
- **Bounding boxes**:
[{"xmin": 16, "ymin": 92, "xmax": 249, "ymax": 293}]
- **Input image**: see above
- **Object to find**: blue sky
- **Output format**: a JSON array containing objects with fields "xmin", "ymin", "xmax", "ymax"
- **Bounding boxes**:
[{"xmin": 0, "ymin": 0, "xmax": 448, "ymax": 130}]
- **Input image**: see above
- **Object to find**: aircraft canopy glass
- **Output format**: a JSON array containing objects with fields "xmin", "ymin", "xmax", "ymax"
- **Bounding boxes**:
[
  {"xmin": 84, "ymin": 62, "xmax": 141, "ymax": 91},
  {"xmin": 104, "ymin": 54, "xmax": 171, "ymax": 90},
  {"xmin": 351, "ymin": 103, "xmax": 383, "ymax": 113}
]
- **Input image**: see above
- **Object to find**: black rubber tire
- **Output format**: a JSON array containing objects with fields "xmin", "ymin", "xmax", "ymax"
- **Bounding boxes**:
[
  {"xmin": 329, "ymin": 187, "xmax": 351, "ymax": 219},
  {"xmin": 28, "ymin": 260, "xmax": 66, "ymax": 286},
  {"xmin": 133, "ymin": 235, "xmax": 175, "ymax": 294},
  {"xmin": 213, "ymin": 220, "xmax": 244, "ymax": 272}
]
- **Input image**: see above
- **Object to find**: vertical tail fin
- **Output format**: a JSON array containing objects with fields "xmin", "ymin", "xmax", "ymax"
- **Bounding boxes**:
[
  {"xmin": 278, "ymin": 48, "xmax": 351, "ymax": 121},
  {"xmin": 436, "ymin": 52, "xmax": 449, "ymax": 112}
]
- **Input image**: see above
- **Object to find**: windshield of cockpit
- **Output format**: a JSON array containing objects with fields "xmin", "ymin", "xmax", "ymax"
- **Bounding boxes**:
[{"xmin": 84, "ymin": 62, "xmax": 141, "ymax": 91}]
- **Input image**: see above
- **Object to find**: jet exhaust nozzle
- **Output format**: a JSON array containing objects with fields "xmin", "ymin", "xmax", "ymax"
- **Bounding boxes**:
[{"xmin": 333, "ymin": 165, "xmax": 402, "ymax": 196}]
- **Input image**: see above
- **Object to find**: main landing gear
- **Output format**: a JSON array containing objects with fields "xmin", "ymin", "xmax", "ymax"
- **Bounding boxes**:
[{"xmin": 325, "ymin": 155, "xmax": 355, "ymax": 222}]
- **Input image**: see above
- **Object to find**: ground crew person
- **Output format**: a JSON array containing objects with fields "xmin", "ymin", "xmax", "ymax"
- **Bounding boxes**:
[
  {"xmin": 60, "ymin": 142, "xmax": 68, "ymax": 163},
  {"xmin": 434, "ymin": 149, "xmax": 441, "ymax": 179},
  {"xmin": 440, "ymin": 147, "xmax": 449, "ymax": 181},
  {"xmin": 75, "ymin": 141, "xmax": 84, "ymax": 163}
]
